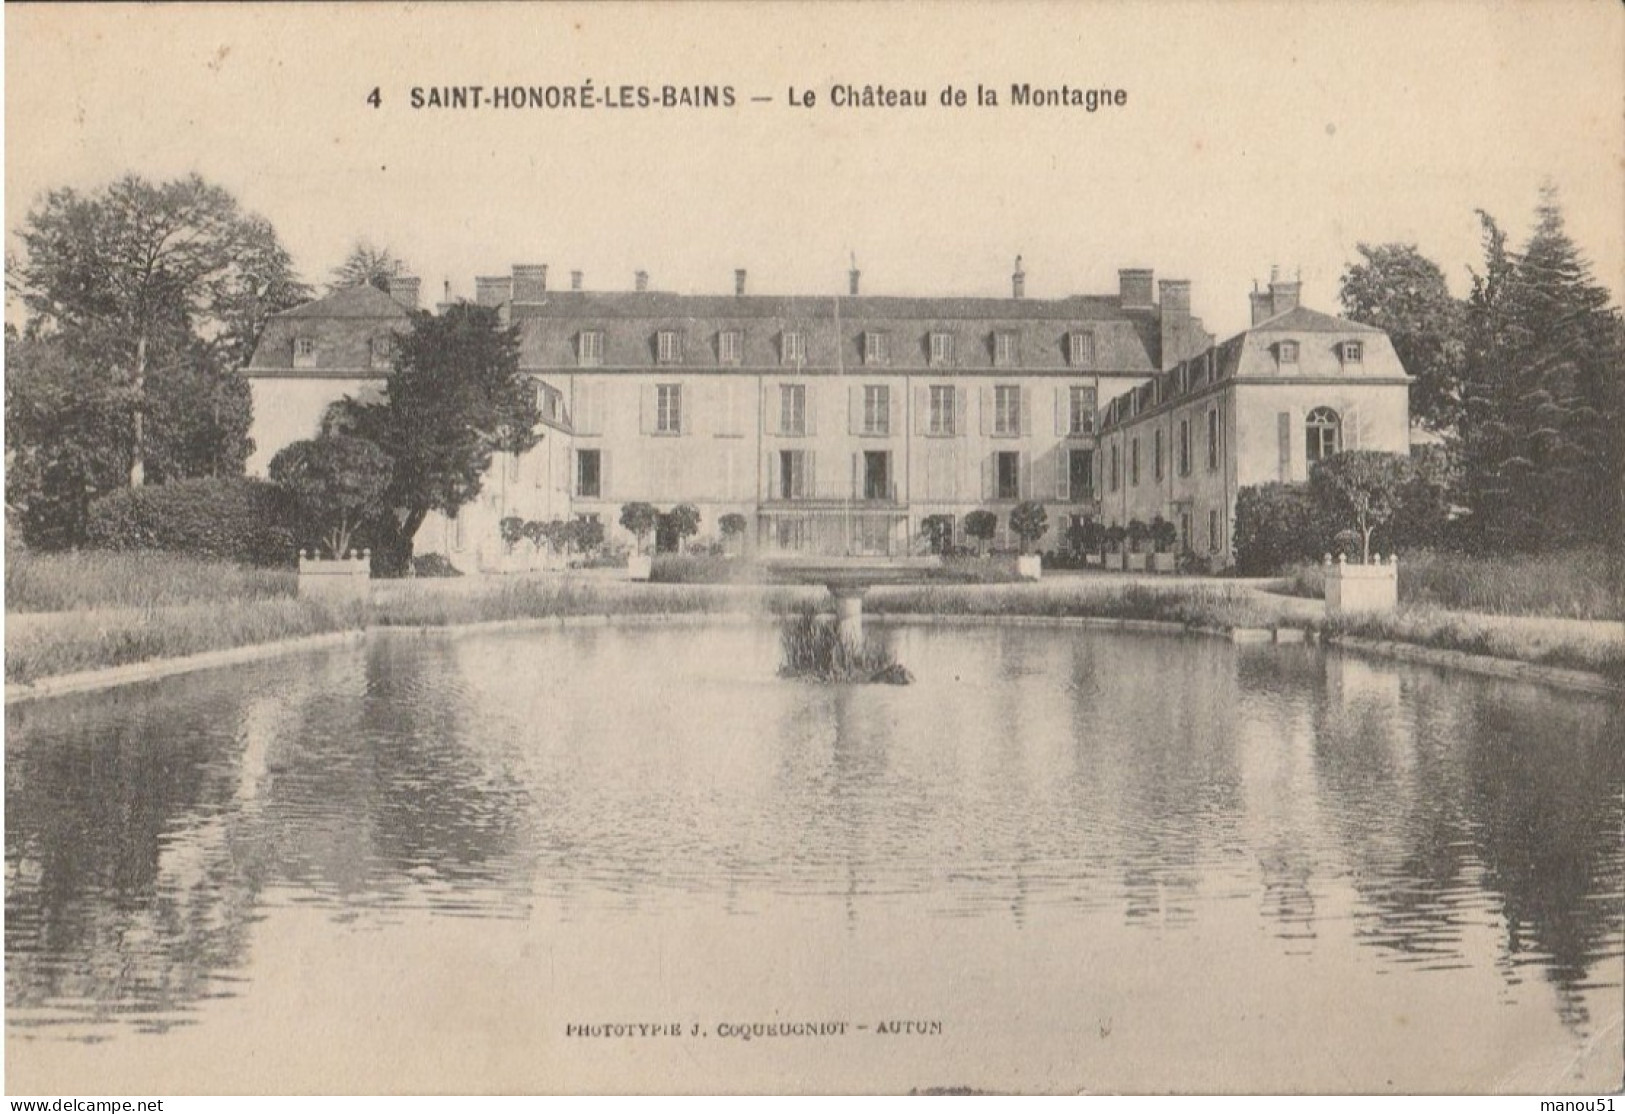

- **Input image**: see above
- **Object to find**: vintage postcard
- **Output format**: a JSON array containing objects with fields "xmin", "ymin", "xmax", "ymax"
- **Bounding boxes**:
[{"xmin": 4, "ymin": 0, "xmax": 1622, "ymax": 1099}]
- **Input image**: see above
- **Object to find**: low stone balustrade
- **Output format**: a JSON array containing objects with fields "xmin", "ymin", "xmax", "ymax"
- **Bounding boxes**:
[
  {"xmin": 298, "ymin": 550, "xmax": 371, "ymax": 602},
  {"xmin": 1324, "ymin": 553, "xmax": 1398, "ymax": 617}
]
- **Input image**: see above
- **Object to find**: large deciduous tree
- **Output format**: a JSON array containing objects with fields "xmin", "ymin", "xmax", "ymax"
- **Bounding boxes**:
[
  {"xmin": 327, "ymin": 303, "xmax": 542, "ymax": 574},
  {"xmin": 9, "ymin": 173, "xmax": 310, "ymax": 487},
  {"xmin": 1310, "ymin": 450, "xmax": 1417, "ymax": 564},
  {"xmin": 1339, "ymin": 243, "xmax": 1466, "ymax": 433},
  {"xmin": 268, "ymin": 434, "xmax": 393, "ymax": 559}
]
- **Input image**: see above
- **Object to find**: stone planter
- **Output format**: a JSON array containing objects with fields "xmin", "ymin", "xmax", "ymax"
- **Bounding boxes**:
[
  {"xmin": 1016, "ymin": 554, "xmax": 1042, "ymax": 581},
  {"xmin": 1085, "ymin": 553, "xmax": 1104, "ymax": 568},
  {"xmin": 1125, "ymin": 552, "xmax": 1149, "ymax": 572},
  {"xmin": 1151, "ymin": 552, "xmax": 1176, "ymax": 574},
  {"xmin": 1104, "ymin": 552, "xmax": 1126, "ymax": 571},
  {"xmin": 298, "ymin": 550, "xmax": 370, "ymax": 602},
  {"xmin": 1324, "ymin": 555, "xmax": 1398, "ymax": 616},
  {"xmin": 627, "ymin": 553, "xmax": 653, "ymax": 581}
]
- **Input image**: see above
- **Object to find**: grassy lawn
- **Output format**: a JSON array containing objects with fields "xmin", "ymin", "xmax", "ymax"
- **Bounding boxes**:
[
  {"xmin": 6, "ymin": 549, "xmax": 1620, "ymax": 686},
  {"xmin": 1278, "ymin": 547, "xmax": 1622, "ymax": 621}
]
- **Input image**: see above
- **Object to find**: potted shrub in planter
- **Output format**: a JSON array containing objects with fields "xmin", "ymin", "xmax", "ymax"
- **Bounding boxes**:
[
  {"xmin": 963, "ymin": 509, "xmax": 999, "ymax": 559},
  {"xmin": 1125, "ymin": 519, "xmax": 1150, "ymax": 571},
  {"xmin": 1150, "ymin": 516, "xmax": 1178, "ymax": 573},
  {"xmin": 619, "ymin": 502, "xmax": 657, "ymax": 579},
  {"xmin": 1103, "ymin": 524, "xmax": 1127, "ymax": 570},
  {"xmin": 1078, "ymin": 519, "xmax": 1106, "ymax": 567},
  {"xmin": 719, "ymin": 512, "xmax": 748, "ymax": 558},
  {"xmin": 1009, "ymin": 500, "xmax": 1048, "ymax": 580}
]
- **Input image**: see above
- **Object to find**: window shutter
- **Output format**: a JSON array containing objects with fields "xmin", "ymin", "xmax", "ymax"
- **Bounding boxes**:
[
  {"xmin": 852, "ymin": 452, "xmax": 862, "ymax": 498},
  {"xmin": 1055, "ymin": 386, "xmax": 1068, "ymax": 436},
  {"xmin": 589, "ymin": 384, "xmax": 605, "ymax": 436},
  {"xmin": 955, "ymin": 387, "xmax": 969, "ymax": 438},
  {"xmin": 979, "ymin": 385, "xmax": 993, "ymax": 436},
  {"xmin": 1277, "ymin": 411, "xmax": 1292, "ymax": 481},
  {"xmin": 888, "ymin": 388, "xmax": 900, "ymax": 438},
  {"xmin": 640, "ymin": 384, "xmax": 654, "ymax": 435},
  {"xmin": 1021, "ymin": 388, "xmax": 1033, "ymax": 438},
  {"xmin": 806, "ymin": 450, "xmax": 817, "ymax": 497},
  {"xmin": 981, "ymin": 455, "xmax": 994, "ymax": 500},
  {"xmin": 914, "ymin": 386, "xmax": 929, "ymax": 435},
  {"xmin": 1343, "ymin": 407, "xmax": 1359, "ymax": 451},
  {"xmin": 601, "ymin": 450, "xmax": 613, "ymax": 499},
  {"xmin": 1021, "ymin": 451, "xmax": 1033, "ymax": 499},
  {"xmin": 1056, "ymin": 449, "xmax": 1070, "ymax": 501},
  {"xmin": 849, "ymin": 385, "xmax": 861, "ymax": 434},
  {"xmin": 770, "ymin": 387, "xmax": 783, "ymax": 436},
  {"xmin": 805, "ymin": 384, "xmax": 817, "ymax": 436},
  {"xmin": 767, "ymin": 451, "xmax": 779, "ymax": 499}
]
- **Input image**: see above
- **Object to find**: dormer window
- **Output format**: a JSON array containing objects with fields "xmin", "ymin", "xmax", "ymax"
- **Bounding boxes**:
[
  {"xmin": 864, "ymin": 331, "xmax": 889, "ymax": 365},
  {"xmin": 656, "ymin": 330, "xmax": 683, "ymax": 364},
  {"xmin": 994, "ymin": 331, "xmax": 1020, "ymax": 367},
  {"xmin": 1068, "ymin": 331, "xmax": 1095, "ymax": 367},
  {"xmin": 369, "ymin": 335, "xmax": 392, "ymax": 369},
  {"xmin": 782, "ymin": 331, "xmax": 806, "ymax": 366},
  {"xmin": 1278, "ymin": 340, "xmax": 1300, "ymax": 365},
  {"xmin": 929, "ymin": 332, "xmax": 954, "ymax": 365},
  {"xmin": 1341, "ymin": 341, "xmax": 1364, "ymax": 364},
  {"xmin": 719, "ymin": 329, "xmax": 743, "ymax": 365},
  {"xmin": 293, "ymin": 336, "xmax": 316, "ymax": 368},
  {"xmin": 578, "ymin": 330, "xmax": 604, "ymax": 366}
]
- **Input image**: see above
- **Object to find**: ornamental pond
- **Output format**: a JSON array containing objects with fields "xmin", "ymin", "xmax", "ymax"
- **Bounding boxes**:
[{"xmin": 5, "ymin": 622, "xmax": 1622, "ymax": 1093}]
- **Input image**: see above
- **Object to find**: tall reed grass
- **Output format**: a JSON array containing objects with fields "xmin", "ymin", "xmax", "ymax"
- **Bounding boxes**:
[
  {"xmin": 6, "ymin": 550, "xmax": 297, "ymax": 613},
  {"xmin": 777, "ymin": 605, "xmax": 912, "ymax": 684}
]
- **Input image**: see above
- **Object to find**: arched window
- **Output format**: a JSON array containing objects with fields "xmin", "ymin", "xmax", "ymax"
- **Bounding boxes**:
[{"xmin": 1306, "ymin": 407, "xmax": 1341, "ymax": 466}]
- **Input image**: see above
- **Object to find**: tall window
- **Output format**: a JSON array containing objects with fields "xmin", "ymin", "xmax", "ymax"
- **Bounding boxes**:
[
  {"xmin": 994, "ymin": 385, "xmax": 1021, "ymax": 435},
  {"xmin": 1207, "ymin": 407, "xmax": 1219, "ymax": 471},
  {"xmin": 293, "ymin": 337, "xmax": 316, "ymax": 368},
  {"xmin": 1130, "ymin": 438, "xmax": 1140, "ymax": 486},
  {"xmin": 578, "ymin": 330, "xmax": 604, "ymax": 366},
  {"xmin": 864, "ymin": 332, "xmax": 889, "ymax": 365},
  {"xmin": 656, "ymin": 384, "xmax": 682, "ymax": 433},
  {"xmin": 779, "ymin": 450, "xmax": 808, "ymax": 499},
  {"xmin": 657, "ymin": 330, "xmax": 683, "ymax": 364},
  {"xmin": 863, "ymin": 451, "xmax": 891, "ymax": 501},
  {"xmin": 1209, "ymin": 509, "xmax": 1221, "ymax": 553},
  {"xmin": 1153, "ymin": 427, "xmax": 1164, "ymax": 481},
  {"xmin": 863, "ymin": 385, "xmax": 890, "ymax": 435},
  {"xmin": 1068, "ymin": 331, "xmax": 1094, "ymax": 367},
  {"xmin": 995, "ymin": 451, "xmax": 1020, "ymax": 500},
  {"xmin": 994, "ymin": 331, "xmax": 1020, "ymax": 367},
  {"xmin": 929, "ymin": 385, "xmax": 955, "ymax": 435},
  {"xmin": 1110, "ymin": 443, "xmax": 1120, "ymax": 492},
  {"xmin": 576, "ymin": 449, "xmax": 601, "ymax": 498},
  {"xmin": 1306, "ymin": 407, "xmax": 1341, "ymax": 466},
  {"xmin": 1069, "ymin": 386, "xmax": 1094, "ymax": 435},
  {"xmin": 719, "ymin": 330, "xmax": 742, "ymax": 364},
  {"xmin": 1278, "ymin": 340, "xmax": 1300, "ymax": 365},
  {"xmin": 782, "ymin": 331, "xmax": 806, "ymax": 365},
  {"xmin": 929, "ymin": 332, "xmax": 953, "ymax": 365},
  {"xmin": 780, "ymin": 384, "xmax": 807, "ymax": 435},
  {"xmin": 1179, "ymin": 418, "xmax": 1192, "ymax": 476},
  {"xmin": 1068, "ymin": 449, "xmax": 1094, "ymax": 501}
]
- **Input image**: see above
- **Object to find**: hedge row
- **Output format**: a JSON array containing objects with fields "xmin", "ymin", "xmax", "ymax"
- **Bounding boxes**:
[{"xmin": 85, "ymin": 477, "xmax": 298, "ymax": 568}]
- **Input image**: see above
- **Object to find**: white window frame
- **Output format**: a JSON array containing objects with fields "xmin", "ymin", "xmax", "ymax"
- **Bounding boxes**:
[
  {"xmin": 1341, "ymin": 341, "xmax": 1364, "ymax": 364},
  {"xmin": 995, "ymin": 450, "xmax": 1021, "ymax": 501},
  {"xmin": 780, "ymin": 383, "xmax": 807, "ymax": 436},
  {"xmin": 994, "ymin": 384, "xmax": 1021, "ymax": 436},
  {"xmin": 994, "ymin": 331, "xmax": 1020, "ymax": 367},
  {"xmin": 929, "ymin": 332, "xmax": 954, "ymax": 366},
  {"xmin": 864, "ymin": 331, "xmax": 889, "ymax": 365},
  {"xmin": 656, "ymin": 383, "xmax": 682, "ymax": 434},
  {"xmin": 719, "ymin": 329, "xmax": 742, "ymax": 365},
  {"xmin": 1068, "ymin": 331, "xmax": 1094, "ymax": 367},
  {"xmin": 1278, "ymin": 340, "xmax": 1300, "ymax": 365},
  {"xmin": 863, "ymin": 385, "xmax": 890, "ymax": 435},
  {"xmin": 370, "ymin": 335, "xmax": 392, "ymax": 368},
  {"xmin": 1179, "ymin": 418, "xmax": 1192, "ymax": 476},
  {"xmin": 1306, "ymin": 406, "xmax": 1342, "ymax": 466},
  {"xmin": 578, "ymin": 330, "xmax": 604, "ymax": 366},
  {"xmin": 782, "ymin": 331, "xmax": 806, "ymax": 365},
  {"xmin": 1069, "ymin": 386, "xmax": 1094, "ymax": 435},
  {"xmin": 657, "ymin": 330, "xmax": 683, "ymax": 364},
  {"xmin": 293, "ymin": 337, "xmax": 316, "ymax": 368},
  {"xmin": 928, "ymin": 385, "xmax": 955, "ymax": 436}
]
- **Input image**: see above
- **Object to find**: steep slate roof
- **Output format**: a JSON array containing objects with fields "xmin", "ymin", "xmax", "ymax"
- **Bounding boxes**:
[
  {"xmin": 1248, "ymin": 305, "xmax": 1384, "ymax": 335},
  {"xmin": 511, "ymin": 291, "xmax": 1173, "ymax": 373},
  {"xmin": 248, "ymin": 285, "xmax": 412, "ymax": 375}
]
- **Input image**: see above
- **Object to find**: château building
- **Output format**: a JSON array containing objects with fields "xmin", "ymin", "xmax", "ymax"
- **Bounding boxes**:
[{"xmin": 244, "ymin": 261, "xmax": 1411, "ymax": 567}]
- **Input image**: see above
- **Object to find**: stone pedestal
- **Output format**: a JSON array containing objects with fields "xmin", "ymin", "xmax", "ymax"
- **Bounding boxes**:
[
  {"xmin": 627, "ymin": 554, "xmax": 653, "ymax": 581},
  {"xmin": 829, "ymin": 584, "xmax": 869, "ymax": 648},
  {"xmin": 298, "ymin": 550, "xmax": 370, "ymax": 602},
  {"xmin": 1324, "ymin": 555, "xmax": 1398, "ymax": 617}
]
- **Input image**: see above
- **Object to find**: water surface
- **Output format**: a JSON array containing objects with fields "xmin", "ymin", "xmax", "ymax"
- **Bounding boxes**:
[{"xmin": 6, "ymin": 624, "xmax": 1621, "ymax": 1092}]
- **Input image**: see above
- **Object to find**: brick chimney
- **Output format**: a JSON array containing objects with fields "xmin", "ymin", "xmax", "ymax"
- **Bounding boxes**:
[
  {"xmin": 735, "ymin": 269, "xmax": 747, "ymax": 297},
  {"xmin": 1159, "ymin": 279, "xmax": 1191, "ymax": 318},
  {"xmin": 1270, "ymin": 274, "xmax": 1301, "ymax": 318},
  {"xmin": 1249, "ymin": 282, "xmax": 1274, "ymax": 326},
  {"xmin": 635, "ymin": 270, "xmax": 649, "ymax": 292},
  {"xmin": 387, "ymin": 275, "xmax": 421, "ymax": 311},
  {"xmin": 1012, "ymin": 255, "xmax": 1025, "ymax": 299},
  {"xmin": 512, "ymin": 264, "xmax": 548, "ymax": 301},
  {"xmin": 474, "ymin": 276, "xmax": 512, "ymax": 308},
  {"xmin": 1159, "ymin": 279, "xmax": 1193, "ymax": 372},
  {"xmin": 570, "ymin": 270, "xmax": 583, "ymax": 291},
  {"xmin": 848, "ymin": 265, "xmax": 861, "ymax": 296},
  {"xmin": 1118, "ymin": 268, "xmax": 1154, "ymax": 309}
]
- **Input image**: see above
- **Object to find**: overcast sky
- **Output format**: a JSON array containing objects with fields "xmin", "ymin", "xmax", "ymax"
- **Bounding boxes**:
[{"xmin": 7, "ymin": 2, "xmax": 1622, "ymax": 339}]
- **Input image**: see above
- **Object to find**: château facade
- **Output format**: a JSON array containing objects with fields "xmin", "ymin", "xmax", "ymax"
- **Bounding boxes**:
[{"xmin": 244, "ymin": 261, "xmax": 1411, "ymax": 567}]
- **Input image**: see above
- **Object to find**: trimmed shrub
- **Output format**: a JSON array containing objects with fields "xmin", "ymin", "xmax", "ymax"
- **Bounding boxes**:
[
  {"xmin": 411, "ymin": 553, "xmax": 463, "ymax": 578},
  {"xmin": 1232, "ymin": 483, "xmax": 1333, "ymax": 576},
  {"xmin": 85, "ymin": 478, "xmax": 297, "ymax": 567}
]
